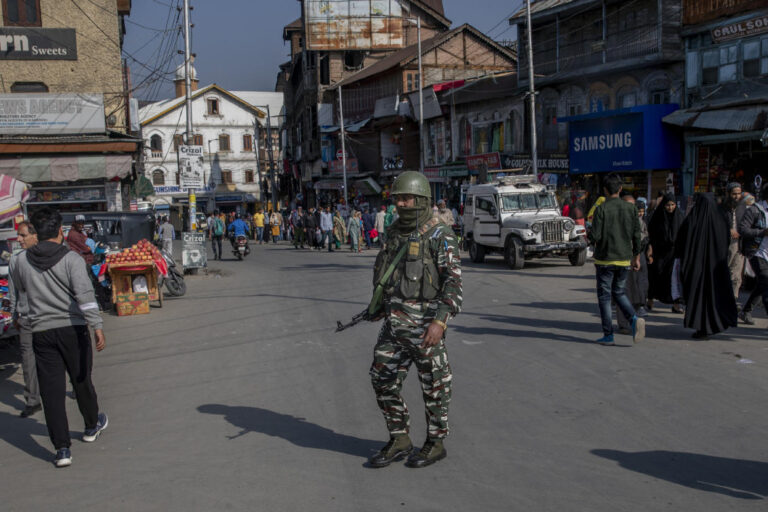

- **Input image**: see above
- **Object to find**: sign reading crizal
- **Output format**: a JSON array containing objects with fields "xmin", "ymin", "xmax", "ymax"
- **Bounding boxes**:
[
  {"xmin": 712, "ymin": 14, "xmax": 768, "ymax": 43},
  {"xmin": 177, "ymin": 145, "xmax": 205, "ymax": 190},
  {"xmin": 0, "ymin": 27, "xmax": 77, "ymax": 60},
  {"xmin": 568, "ymin": 114, "xmax": 644, "ymax": 174},
  {"xmin": 0, "ymin": 93, "xmax": 105, "ymax": 134}
]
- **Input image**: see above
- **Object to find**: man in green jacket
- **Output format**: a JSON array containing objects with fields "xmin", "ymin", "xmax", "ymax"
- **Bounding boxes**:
[{"xmin": 588, "ymin": 173, "xmax": 645, "ymax": 346}]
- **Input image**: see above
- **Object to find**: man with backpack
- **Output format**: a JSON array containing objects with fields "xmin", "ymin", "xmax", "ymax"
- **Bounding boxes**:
[{"xmin": 208, "ymin": 209, "xmax": 225, "ymax": 261}]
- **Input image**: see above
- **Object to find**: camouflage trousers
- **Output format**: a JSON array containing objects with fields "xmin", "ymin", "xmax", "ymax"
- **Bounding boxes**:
[{"xmin": 370, "ymin": 321, "xmax": 452, "ymax": 439}]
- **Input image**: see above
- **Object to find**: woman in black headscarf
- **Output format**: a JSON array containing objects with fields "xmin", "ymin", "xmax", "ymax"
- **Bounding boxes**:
[
  {"xmin": 675, "ymin": 193, "xmax": 737, "ymax": 338},
  {"xmin": 647, "ymin": 193, "xmax": 684, "ymax": 312}
]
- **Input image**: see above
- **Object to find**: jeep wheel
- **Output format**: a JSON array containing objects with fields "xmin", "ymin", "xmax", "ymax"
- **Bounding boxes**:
[
  {"xmin": 569, "ymin": 247, "xmax": 587, "ymax": 266},
  {"xmin": 505, "ymin": 237, "xmax": 524, "ymax": 270},
  {"xmin": 469, "ymin": 240, "xmax": 485, "ymax": 263}
]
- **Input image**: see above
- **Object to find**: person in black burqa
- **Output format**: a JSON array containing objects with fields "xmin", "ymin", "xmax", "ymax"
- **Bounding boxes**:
[
  {"xmin": 647, "ymin": 192, "xmax": 684, "ymax": 313},
  {"xmin": 674, "ymin": 193, "xmax": 738, "ymax": 339}
]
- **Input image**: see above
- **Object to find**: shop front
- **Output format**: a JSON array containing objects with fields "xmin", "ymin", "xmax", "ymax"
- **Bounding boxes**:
[{"xmin": 559, "ymin": 104, "xmax": 682, "ymax": 207}]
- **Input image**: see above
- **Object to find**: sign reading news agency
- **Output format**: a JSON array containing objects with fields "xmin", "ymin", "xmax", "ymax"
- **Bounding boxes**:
[
  {"xmin": 0, "ymin": 93, "xmax": 105, "ymax": 135},
  {"xmin": 568, "ymin": 114, "xmax": 644, "ymax": 174}
]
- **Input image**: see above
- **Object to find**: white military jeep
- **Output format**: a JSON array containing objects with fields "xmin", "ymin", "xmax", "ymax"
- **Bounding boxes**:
[{"xmin": 463, "ymin": 176, "xmax": 587, "ymax": 269}]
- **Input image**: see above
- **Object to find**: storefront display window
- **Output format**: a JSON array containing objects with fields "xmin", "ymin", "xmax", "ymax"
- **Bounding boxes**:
[
  {"xmin": 471, "ymin": 114, "xmax": 512, "ymax": 155},
  {"xmin": 426, "ymin": 118, "xmax": 449, "ymax": 165}
]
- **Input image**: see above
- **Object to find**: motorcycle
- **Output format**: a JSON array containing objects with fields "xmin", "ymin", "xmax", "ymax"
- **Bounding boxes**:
[
  {"xmin": 156, "ymin": 245, "xmax": 187, "ymax": 297},
  {"xmin": 232, "ymin": 234, "xmax": 250, "ymax": 260}
]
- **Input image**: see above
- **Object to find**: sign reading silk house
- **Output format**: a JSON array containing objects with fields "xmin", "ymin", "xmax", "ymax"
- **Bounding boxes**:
[{"xmin": 0, "ymin": 27, "xmax": 77, "ymax": 60}]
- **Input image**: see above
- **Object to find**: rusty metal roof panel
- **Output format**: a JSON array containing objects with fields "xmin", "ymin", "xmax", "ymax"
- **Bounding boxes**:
[
  {"xmin": 510, "ymin": 0, "xmax": 579, "ymax": 21},
  {"xmin": 662, "ymin": 105, "xmax": 768, "ymax": 131}
]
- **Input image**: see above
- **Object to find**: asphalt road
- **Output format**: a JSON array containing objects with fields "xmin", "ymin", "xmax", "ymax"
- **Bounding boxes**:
[{"xmin": 1, "ymin": 241, "xmax": 767, "ymax": 511}]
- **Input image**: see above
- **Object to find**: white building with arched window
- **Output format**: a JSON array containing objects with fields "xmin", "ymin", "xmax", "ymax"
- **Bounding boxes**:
[{"xmin": 139, "ymin": 64, "xmax": 283, "ymax": 215}]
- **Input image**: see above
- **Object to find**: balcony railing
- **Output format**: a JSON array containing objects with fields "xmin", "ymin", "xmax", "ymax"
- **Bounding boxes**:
[{"xmin": 150, "ymin": 150, "xmax": 162, "ymax": 158}]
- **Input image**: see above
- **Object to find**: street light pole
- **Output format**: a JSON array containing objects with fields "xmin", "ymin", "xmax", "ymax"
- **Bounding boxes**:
[
  {"xmin": 526, "ymin": 0, "xmax": 538, "ymax": 176},
  {"xmin": 338, "ymin": 85, "xmax": 348, "ymax": 207},
  {"xmin": 417, "ymin": 16, "xmax": 424, "ymax": 174},
  {"xmin": 182, "ymin": 0, "xmax": 196, "ymax": 230}
]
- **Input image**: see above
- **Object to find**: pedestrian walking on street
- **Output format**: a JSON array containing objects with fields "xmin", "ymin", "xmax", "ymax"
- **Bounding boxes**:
[
  {"xmin": 675, "ymin": 193, "xmax": 738, "ymax": 339},
  {"xmin": 347, "ymin": 210, "xmax": 362, "ymax": 252},
  {"xmin": 305, "ymin": 207, "xmax": 319, "ymax": 250},
  {"xmin": 320, "ymin": 205, "xmax": 334, "ymax": 252},
  {"xmin": 9, "ymin": 221, "xmax": 41, "ymax": 418},
  {"xmin": 434, "ymin": 199, "xmax": 455, "ymax": 227},
  {"xmin": 366, "ymin": 171, "xmax": 462, "ymax": 469},
  {"xmin": 647, "ymin": 193, "xmax": 684, "ymax": 313},
  {"xmin": 333, "ymin": 209, "xmax": 346, "ymax": 250},
  {"xmin": 588, "ymin": 173, "xmax": 645, "ymax": 346},
  {"xmin": 159, "ymin": 216, "xmax": 175, "ymax": 257},
  {"xmin": 253, "ymin": 209, "xmax": 265, "ymax": 244},
  {"xmin": 362, "ymin": 208, "xmax": 375, "ymax": 249},
  {"xmin": 292, "ymin": 207, "xmax": 306, "ymax": 249},
  {"xmin": 269, "ymin": 210, "xmax": 281, "ymax": 243},
  {"xmin": 209, "ymin": 210, "xmax": 225, "ymax": 260},
  {"xmin": 616, "ymin": 197, "xmax": 650, "ymax": 333},
  {"xmin": 738, "ymin": 183, "xmax": 768, "ymax": 328},
  {"xmin": 720, "ymin": 182, "xmax": 747, "ymax": 303},
  {"xmin": 375, "ymin": 205, "xmax": 386, "ymax": 246},
  {"xmin": 9, "ymin": 208, "xmax": 108, "ymax": 468}
]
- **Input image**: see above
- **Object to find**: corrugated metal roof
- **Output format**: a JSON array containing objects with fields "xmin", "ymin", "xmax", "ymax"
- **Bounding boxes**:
[
  {"xmin": 510, "ymin": 0, "xmax": 578, "ymax": 21},
  {"xmin": 662, "ymin": 106, "xmax": 768, "ymax": 131},
  {"xmin": 420, "ymin": 0, "xmax": 445, "ymax": 16}
]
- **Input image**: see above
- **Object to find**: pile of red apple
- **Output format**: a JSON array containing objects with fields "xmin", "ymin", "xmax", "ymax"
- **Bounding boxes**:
[{"xmin": 106, "ymin": 239, "xmax": 161, "ymax": 265}]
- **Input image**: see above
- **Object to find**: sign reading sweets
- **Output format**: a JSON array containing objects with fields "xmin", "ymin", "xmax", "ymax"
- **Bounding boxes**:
[
  {"xmin": 177, "ymin": 145, "xmax": 205, "ymax": 189},
  {"xmin": 0, "ymin": 94, "xmax": 105, "ymax": 134},
  {"xmin": 0, "ymin": 27, "xmax": 77, "ymax": 60}
]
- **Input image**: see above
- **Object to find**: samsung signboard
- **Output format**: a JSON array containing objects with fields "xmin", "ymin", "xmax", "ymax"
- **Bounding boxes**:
[
  {"xmin": 562, "ymin": 104, "xmax": 681, "ymax": 175},
  {"xmin": 0, "ymin": 93, "xmax": 105, "ymax": 135}
]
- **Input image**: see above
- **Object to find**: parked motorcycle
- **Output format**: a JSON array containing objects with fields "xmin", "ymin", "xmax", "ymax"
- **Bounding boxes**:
[
  {"xmin": 232, "ymin": 234, "xmax": 250, "ymax": 260},
  {"xmin": 157, "ymin": 246, "xmax": 186, "ymax": 296}
]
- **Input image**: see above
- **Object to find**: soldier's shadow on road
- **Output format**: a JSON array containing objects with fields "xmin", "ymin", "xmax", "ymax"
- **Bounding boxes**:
[
  {"xmin": 197, "ymin": 404, "xmax": 380, "ymax": 459},
  {"xmin": 592, "ymin": 449, "xmax": 768, "ymax": 500}
]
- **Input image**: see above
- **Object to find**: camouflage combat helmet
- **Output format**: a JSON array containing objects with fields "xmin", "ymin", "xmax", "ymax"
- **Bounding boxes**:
[{"xmin": 391, "ymin": 171, "xmax": 431, "ymax": 199}]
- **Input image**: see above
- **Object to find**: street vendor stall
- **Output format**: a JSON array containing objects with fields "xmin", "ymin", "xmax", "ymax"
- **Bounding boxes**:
[
  {"xmin": 0, "ymin": 175, "xmax": 30, "ymax": 336},
  {"xmin": 102, "ymin": 239, "xmax": 168, "ymax": 316}
]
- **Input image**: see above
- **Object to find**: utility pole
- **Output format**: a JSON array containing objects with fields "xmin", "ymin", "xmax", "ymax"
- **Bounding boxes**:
[
  {"xmin": 338, "ymin": 85, "xmax": 348, "ymax": 207},
  {"xmin": 526, "ymin": 0, "xmax": 538, "ymax": 176},
  {"xmin": 417, "ymin": 16, "xmax": 424, "ymax": 174},
  {"xmin": 182, "ymin": 0, "xmax": 196, "ymax": 230},
  {"xmin": 264, "ymin": 104, "xmax": 278, "ymax": 213}
]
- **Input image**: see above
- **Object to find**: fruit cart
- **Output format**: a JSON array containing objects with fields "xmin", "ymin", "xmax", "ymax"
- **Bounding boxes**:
[{"xmin": 104, "ymin": 240, "xmax": 167, "ymax": 315}]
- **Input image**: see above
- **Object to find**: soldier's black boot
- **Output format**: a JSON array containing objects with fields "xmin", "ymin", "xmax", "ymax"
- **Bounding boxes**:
[
  {"xmin": 405, "ymin": 438, "xmax": 447, "ymax": 468},
  {"xmin": 368, "ymin": 434, "xmax": 413, "ymax": 468}
]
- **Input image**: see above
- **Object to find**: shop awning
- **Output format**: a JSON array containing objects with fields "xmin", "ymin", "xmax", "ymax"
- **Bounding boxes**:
[
  {"xmin": 354, "ymin": 177, "xmax": 382, "ymax": 195},
  {"xmin": 0, "ymin": 174, "xmax": 29, "ymax": 223},
  {"xmin": 319, "ymin": 117, "xmax": 372, "ymax": 134},
  {"xmin": 0, "ymin": 155, "xmax": 132, "ymax": 182},
  {"xmin": 314, "ymin": 179, "xmax": 344, "ymax": 191},
  {"xmin": 662, "ymin": 105, "xmax": 768, "ymax": 132},
  {"xmin": 407, "ymin": 89, "xmax": 443, "ymax": 120}
]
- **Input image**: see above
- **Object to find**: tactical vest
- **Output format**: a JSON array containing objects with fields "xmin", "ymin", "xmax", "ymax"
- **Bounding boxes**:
[{"xmin": 373, "ymin": 218, "xmax": 442, "ymax": 301}]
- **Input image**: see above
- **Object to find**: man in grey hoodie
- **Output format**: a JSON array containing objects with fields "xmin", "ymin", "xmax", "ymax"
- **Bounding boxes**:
[{"xmin": 9, "ymin": 208, "xmax": 108, "ymax": 468}]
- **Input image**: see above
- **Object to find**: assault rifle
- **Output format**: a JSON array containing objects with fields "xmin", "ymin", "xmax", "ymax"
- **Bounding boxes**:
[{"xmin": 335, "ymin": 309, "xmax": 371, "ymax": 332}]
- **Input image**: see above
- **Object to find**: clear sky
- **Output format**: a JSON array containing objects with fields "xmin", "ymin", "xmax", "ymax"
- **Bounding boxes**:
[{"xmin": 123, "ymin": 0, "xmax": 524, "ymax": 101}]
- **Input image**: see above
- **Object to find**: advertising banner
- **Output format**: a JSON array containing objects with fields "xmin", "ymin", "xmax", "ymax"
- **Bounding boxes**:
[
  {"xmin": 182, "ymin": 231, "xmax": 207, "ymax": 269},
  {"xmin": 568, "ymin": 114, "xmax": 644, "ymax": 174},
  {"xmin": 178, "ymin": 145, "xmax": 205, "ymax": 190},
  {"xmin": 305, "ymin": 0, "xmax": 404, "ymax": 50},
  {"xmin": 0, "ymin": 93, "xmax": 105, "ymax": 134},
  {"xmin": 0, "ymin": 27, "xmax": 76, "ymax": 60},
  {"xmin": 466, "ymin": 152, "xmax": 502, "ymax": 172},
  {"xmin": 329, "ymin": 158, "xmax": 359, "ymax": 175},
  {"xmin": 712, "ymin": 14, "xmax": 768, "ymax": 43}
]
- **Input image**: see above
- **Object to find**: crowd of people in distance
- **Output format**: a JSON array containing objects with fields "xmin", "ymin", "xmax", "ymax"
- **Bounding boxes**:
[
  {"xmin": 202, "ymin": 199, "xmax": 461, "ymax": 255},
  {"xmin": 586, "ymin": 176, "xmax": 768, "ymax": 341}
]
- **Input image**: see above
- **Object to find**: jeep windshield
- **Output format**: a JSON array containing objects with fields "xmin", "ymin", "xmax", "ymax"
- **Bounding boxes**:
[{"xmin": 501, "ymin": 193, "xmax": 558, "ymax": 211}]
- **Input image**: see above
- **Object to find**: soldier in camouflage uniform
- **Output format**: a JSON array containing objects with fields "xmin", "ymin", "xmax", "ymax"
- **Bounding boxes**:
[{"xmin": 367, "ymin": 171, "xmax": 462, "ymax": 468}]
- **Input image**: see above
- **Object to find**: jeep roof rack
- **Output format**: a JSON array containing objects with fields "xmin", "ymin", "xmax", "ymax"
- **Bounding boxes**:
[{"xmin": 497, "ymin": 173, "xmax": 538, "ymax": 187}]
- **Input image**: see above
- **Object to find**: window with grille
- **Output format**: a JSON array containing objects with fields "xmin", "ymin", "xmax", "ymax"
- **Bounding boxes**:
[
  {"xmin": 743, "ymin": 39, "xmax": 768, "ymax": 78},
  {"xmin": 2, "ymin": 0, "xmax": 41, "ymax": 26},
  {"xmin": 150, "ymin": 135, "xmax": 163, "ymax": 151},
  {"xmin": 221, "ymin": 170, "xmax": 233, "ymax": 184},
  {"xmin": 243, "ymin": 134, "xmax": 253, "ymax": 151},
  {"xmin": 173, "ymin": 135, "xmax": 183, "ymax": 151},
  {"xmin": 245, "ymin": 170, "xmax": 255, "ymax": 183},
  {"xmin": 193, "ymin": 134, "xmax": 203, "ymax": 146},
  {"xmin": 152, "ymin": 170, "xmax": 165, "ymax": 186},
  {"xmin": 10, "ymin": 81, "xmax": 47, "ymax": 92},
  {"xmin": 219, "ymin": 134, "xmax": 230, "ymax": 151}
]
